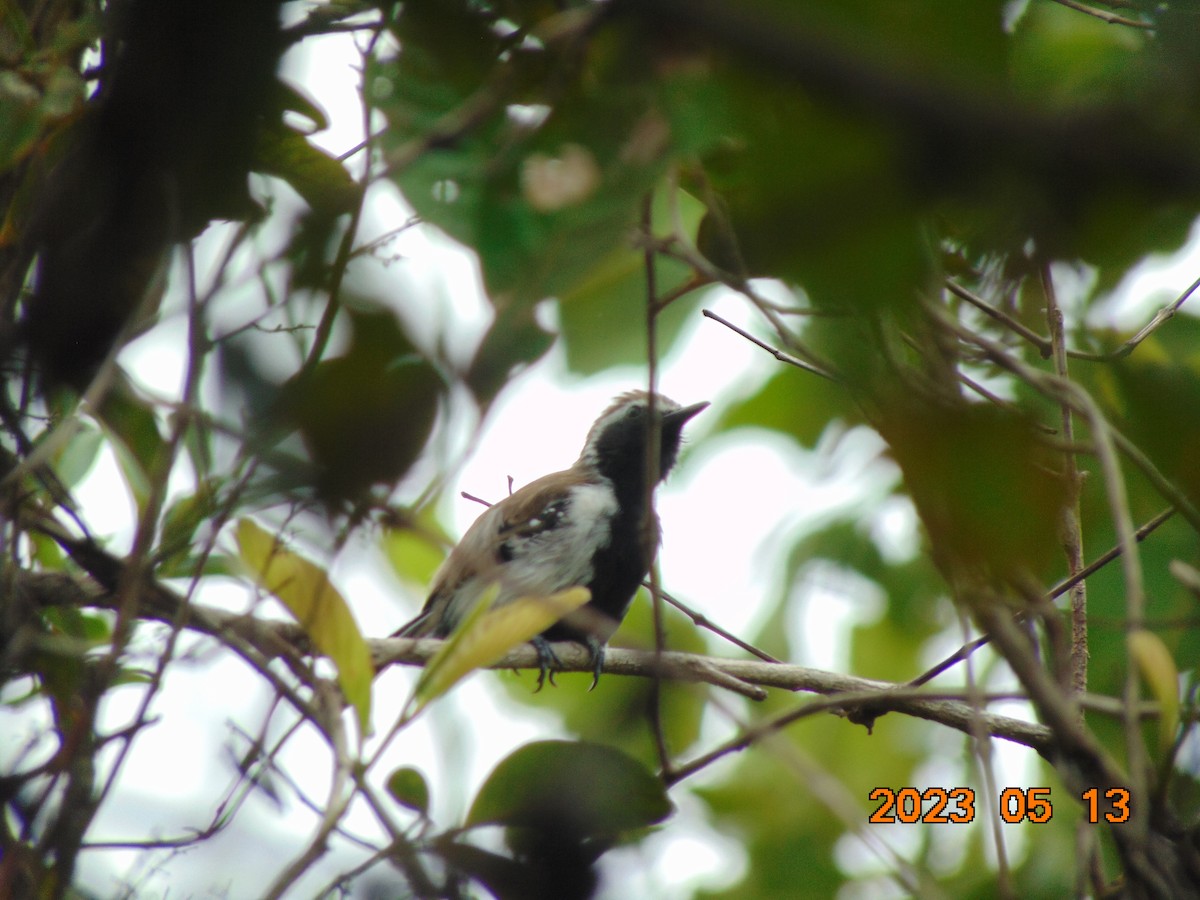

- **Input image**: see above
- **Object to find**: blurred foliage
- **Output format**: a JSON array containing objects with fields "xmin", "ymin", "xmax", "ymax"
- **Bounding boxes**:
[
  {"xmin": 404, "ymin": 585, "xmax": 590, "ymax": 720},
  {"xmin": 4, "ymin": 0, "xmax": 1200, "ymax": 897},
  {"xmin": 236, "ymin": 518, "xmax": 375, "ymax": 732}
]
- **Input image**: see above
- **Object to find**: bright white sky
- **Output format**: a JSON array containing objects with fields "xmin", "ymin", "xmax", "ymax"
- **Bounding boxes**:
[{"xmin": 8, "ymin": 15, "xmax": 1200, "ymax": 899}]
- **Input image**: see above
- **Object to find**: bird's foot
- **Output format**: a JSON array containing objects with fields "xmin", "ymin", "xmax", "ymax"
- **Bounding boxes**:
[
  {"xmin": 586, "ymin": 636, "xmax": 606, "ymax": 691},
  {"xmin": 531, "ymin": 636, "xmax": 561, "ymax": 692}
]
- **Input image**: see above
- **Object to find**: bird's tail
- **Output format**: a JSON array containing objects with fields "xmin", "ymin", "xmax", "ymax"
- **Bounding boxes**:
[{"xmin": 390, "ymin": 612, "xmax": 431, "ymax": 639}]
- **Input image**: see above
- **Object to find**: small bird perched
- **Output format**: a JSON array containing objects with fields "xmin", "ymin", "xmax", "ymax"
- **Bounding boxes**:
[{"xmin": 395, "ymin": 390, "xmax": 707, "ymax": 687}]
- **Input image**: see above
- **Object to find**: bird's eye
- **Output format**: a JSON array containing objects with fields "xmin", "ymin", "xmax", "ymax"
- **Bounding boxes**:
[{"xmin": 627, "ymin": 405, "xmax": 644, "ymax": 419}]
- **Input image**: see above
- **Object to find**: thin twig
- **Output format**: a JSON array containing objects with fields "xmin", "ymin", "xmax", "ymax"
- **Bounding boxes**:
[
  {"xmin": 1049, "ymin": 0, "xmax": 1153, "ymax": 28},
  {"xmin": 263, "ymin": 680, "xmax": 356, "ymax": 900},
  {"xmin": 975, "ymin": 601, "xmax": 1176, "ymax": 897},
  {"xmin": 643, "ymin": 192, "xmax": 675, "ymax": 777},
  {"xmin": 957, "ymin": 369, "xmax": 1055, "ymax": 433},
  {"xmin": 656, "ymin": 583, "xmax": 781, "ymax": 663},
  {"xmin": 702, "ymin": 308, "xmax": 838, "ymax": 381},
  {"xmin": 907, "ymin": 507, "xmax": 1174, "ymax": 689},
  {"xmin": 937, "ymin": 306, "xmax": 1200, "ymax": 533},
  {"xmin": 653, "ymin": 196, "xmax": 830, "ymax": 369},
  {"xmin": 649, "ymin": 272, "xmax": 711, "ymax": 315},
  {"xmin": 1070, "ymin": 272, "xmax": 1200, "ymax": 361},
  {"xmin": 945, "ymin": 278, "xmax": 1052, "ymax": 357},
  {"xmin": 91, "ymin": 243, "xmax": 215, "ymax": 815},
  {"xmin": 1052, "ymin": 508, "xmax": 1173, "ymax": 601},
  {"xmin": 706, "ymin": 724, "xmax": 942, "ymax": 898},
  {"xmin": 959, "ymin": 606, "xmax": 1012, "ymax": 898}
]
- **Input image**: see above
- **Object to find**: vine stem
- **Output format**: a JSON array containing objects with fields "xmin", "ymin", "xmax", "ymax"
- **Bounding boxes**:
[
  {"xmin": 1041, "ymin": 263, "xmax": 1088, "ymax": 696},
  {"xmin": 642, "ymin": 191, "xmax": 673, "ymax": 777}
]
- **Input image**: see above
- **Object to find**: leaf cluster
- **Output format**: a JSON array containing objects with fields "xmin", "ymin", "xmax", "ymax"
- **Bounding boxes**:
[{"xmin": 5, "ymin": 1, "xmax": 1200, "ymax": 898}]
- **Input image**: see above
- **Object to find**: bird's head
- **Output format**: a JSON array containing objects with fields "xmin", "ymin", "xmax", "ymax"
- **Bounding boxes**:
[{"xmin": 579, "ymin": 391, "xmax": 708, "ymax": 489}]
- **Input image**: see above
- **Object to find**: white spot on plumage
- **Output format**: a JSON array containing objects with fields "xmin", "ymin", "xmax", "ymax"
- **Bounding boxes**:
[
  {"xmin": 430, "ymin": 480, "xmax": 618, "ymax": 634},
  {"xmin": 502, "ymin": 481, "xmax": 617, "ymax": 598}
]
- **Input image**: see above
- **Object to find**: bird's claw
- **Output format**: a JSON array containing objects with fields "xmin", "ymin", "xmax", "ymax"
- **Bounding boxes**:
[
  {"xmin": 531, "ymin": 636, "xmax": 561, "ymax": 692},
  {"xmin": 529, "ymin": 635, "xmax": 606, "ymax": 691},
  {"xmin": 586, "ymin": 636, "xmax": 605, "ymax": 691}
]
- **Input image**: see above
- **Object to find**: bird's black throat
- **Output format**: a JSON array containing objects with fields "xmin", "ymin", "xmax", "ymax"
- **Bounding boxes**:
[{"xmin": 544, "ymin": 414, "xmax": 688, "ymax": 645}]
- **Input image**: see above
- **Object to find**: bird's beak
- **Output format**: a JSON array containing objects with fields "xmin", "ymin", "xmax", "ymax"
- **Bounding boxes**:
[{"xmin": 663, "ymin": 401, "xmax": 709, "ymax": 427}]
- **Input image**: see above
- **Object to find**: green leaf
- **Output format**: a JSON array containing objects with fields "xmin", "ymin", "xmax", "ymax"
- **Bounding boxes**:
[
  {"xmin": 1107, "ymin": 343, "xmax": 1200, "ymax": 508},
  {"xmin": 236, "ymin": 519, "xmax": 374, "ymax": 734},
  {"xmin": 386, "ymin": 766, "xmax": 430, "ymax": 817},
  {"xmin": 28, "ymin": 531, "xmax": 66, "ymax": 569},
  {"xmin": 690, "ymin": 67, "xmax": 931, "ymax": 313},
  {"xmin": 275, "ymin": 77, "xmax": 330, "ymax": 133},
  {"xmin": 1128, "ymin": 629, "xmax": 1180, "ymax": 753},
  {"xmin": 557, "ymin": 185, "xmax": 707, "ymax": 375},
  {"xmin": 92, "ymin": 374, "xmax": 168, "ymax": 514},
  {"xmin": 157, "ymin": 552, "xmax": 239, "ymax": 580},
  {"xmin": 157, "ymin": 485, "xmax": 221, "ymax": 572},
  {"xmin": 280, "ymin": 305, "xmax": 443, "ymax": 507},
  {"xmin": 716, "ymin": 365, "xmax": 854, "ymax": 449},
  {"xmin": 111, "ymin": 666, "xmax": 155, "ymax": 687},
  {"xmin": 255, "ymin": 120, "xmax": 358, "ymax": 214},
  {"xmin": 380, "ymin": 514, "xmax": 450, "ymax": 591},
  {"xmin": 43, "ymin": 606, "xmax": 111, "ymax": 645},
  {"xmin": 1011, "ymin": 2, "xmax": 1146, "ymax": 111},
  {"xmin": 374, "ymin": 5, "xmax": 672, "ymax": 319},
  {"xmin": 52, "ymin": 423, "xmax": 104, "ymax": 490},
  {"xmin": 877, "ymin": 400, "xmax": 1067, "ymax": 580},
  {"xmin": 0, "ymin": 62, "xmax": 86, "ymax": 173},
  {"xmin": 404, "ymin": 586, "xmax": 590, "ymax": 720},
  {"xmin": 368, "ymin": 0, "xmax": 504, "ymax": 258},
  {"xmin": 466, "ymin": 302, "xmax": 556, "ymax": 408},
  {"xmin": 466, "ymin": 740, "xmax": 672, "ymax": 834}
]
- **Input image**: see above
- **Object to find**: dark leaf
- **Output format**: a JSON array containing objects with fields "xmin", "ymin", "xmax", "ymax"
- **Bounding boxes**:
[
  {"xmin": 466, "ymin": 739, "xmax": 672, "ymax": 834},
  {"xmin": 91, "ymin": 373, "xmax": 168, "ymax": 513},
  {"xmin": 877, "ymin": 399, "xmax": 1067, "ymax": 581},
  {"xmin": 386, "ymin": 766, "xmax": 430, "ymax": 817},
  {"xmin": 432, "ymin": 838, "xmax": 544, "ymax": 900},
  {"xmin": 255, "ymin": 120, "xmax": 358, "ymax": 215},
  {"xmin": 279, "ymin": 305, "xmax": 444, "ymax": 506}
]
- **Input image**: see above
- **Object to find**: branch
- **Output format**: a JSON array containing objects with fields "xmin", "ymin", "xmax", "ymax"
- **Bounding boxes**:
[
  {"xmin": 1041, "ymin": 263, "xmax": 1088, "ymax": 695},
  {"xmin": 19, "ymin": 568, "xmax": 1050, "ymax": 753},
  {"xmin": 945, "ymin": 278, "xmax": 1052, "ymax": 358},
  {"xmin": 665, "ymin": 683, "xmax": 1042, "ymax": 788},
  {"xmin": 374, "ymin": 639, "xmax": 1052, "ymax": 753}
]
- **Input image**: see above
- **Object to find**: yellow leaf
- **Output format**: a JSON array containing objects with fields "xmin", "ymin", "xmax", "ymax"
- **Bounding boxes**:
[
  {"xmin": 236, "ymin": 519, "xmax": 374, "ymax": 735},
  {"xmin": 404, "ymin": 586, "xmax": 591, "ymax": 720},
  {"xmin": 1128, "ymin": 629, "xmax": 1179, "ymax": 752}
]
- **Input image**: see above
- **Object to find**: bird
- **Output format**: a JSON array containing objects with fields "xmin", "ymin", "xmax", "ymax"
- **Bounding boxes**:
[{"xmin": 394, "ymin": 390, "xmax": 708, "ymax": 688}]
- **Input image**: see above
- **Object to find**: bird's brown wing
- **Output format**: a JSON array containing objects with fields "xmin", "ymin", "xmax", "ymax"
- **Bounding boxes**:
[{"xmin": 393, "ymin": 467, "xmax": 592, "ymax": 637}]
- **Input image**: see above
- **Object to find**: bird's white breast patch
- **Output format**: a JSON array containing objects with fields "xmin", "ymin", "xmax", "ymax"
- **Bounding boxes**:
[{"xmin": 501, "ymin": 480, "xmax": 617, "ymax": 600}]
